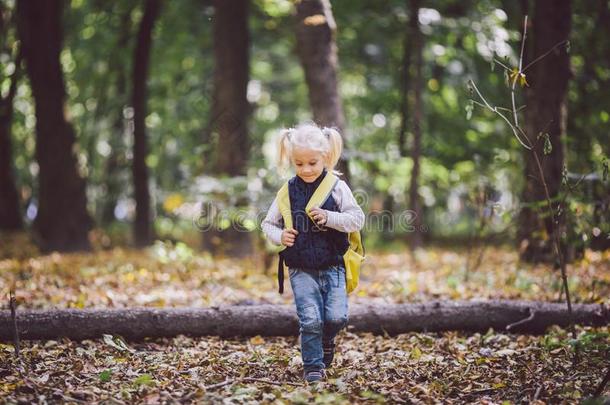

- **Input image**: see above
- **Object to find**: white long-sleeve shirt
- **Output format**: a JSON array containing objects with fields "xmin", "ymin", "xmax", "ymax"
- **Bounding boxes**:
[{"xmin": 261, "ymin": 179, "xmax": 366, "ymax": 246}]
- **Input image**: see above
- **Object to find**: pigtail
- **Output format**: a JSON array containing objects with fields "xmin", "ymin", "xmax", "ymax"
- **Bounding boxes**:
[
  {"xmin": 322, "ymin": 127, "xmax": 343, "ymax": 176},
  {"xmin": 276, "ymin": 128, "xmax": 293, "ymax": 173}
]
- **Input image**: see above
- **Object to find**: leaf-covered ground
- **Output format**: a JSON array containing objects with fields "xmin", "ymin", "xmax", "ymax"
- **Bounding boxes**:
[
  {"xmin": 1, "ymin": 327, "xmax": 609, "ymax": 403},
  {"xmin": 1, "ymin": 238, "xmax": 608, "ymax": 309},
  {"xmin": 1, "ymin": 235, "xmax": 609, "ymax": 403}
]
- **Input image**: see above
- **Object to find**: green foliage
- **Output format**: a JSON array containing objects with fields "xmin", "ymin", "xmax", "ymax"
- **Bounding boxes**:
[
  {"xmin": 99, "ymin": 369, "xmax": 112, "ymax": 382},
  {"xmin": 133, "ymin": 373, "xmax": 156, "ymax": 387},
  {"xmin": 2, "ymin": 0, "xmax": 607, "ymax": 244}
]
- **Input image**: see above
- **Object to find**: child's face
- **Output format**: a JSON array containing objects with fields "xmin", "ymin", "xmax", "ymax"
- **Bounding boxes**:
[{"xmin": 291, "ymin": 147, "xmax": 325, "ymax": 183}]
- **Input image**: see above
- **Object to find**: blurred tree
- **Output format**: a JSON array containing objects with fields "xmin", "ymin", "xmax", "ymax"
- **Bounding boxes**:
[
  {"xmin": 101, "ymin": 5, "xmax": 135, "ymax": 226},
  {"xmin": 518, "ymin": 0, "xmax": 572, "ymax": 262},
  {"xmin": 209, "ymin": 0, "xmax": 250, "ymax": 176},
  {"xmin": 398, "ymin": 1, "xmax": 414, "ymax": 158},
  {"xmin": 566, "ymin": 0, "xmax": 610, "ymax": 171},
  {"xmin": 3, "ymin": 0, "xmax": 605, "ymax": 249},
  {"xmin": 132, "ymin": 0, "xmax": 162, "ymax": 247},
  {"xmin": 0, "ymin": 3, "xmax": 23, "ymax": 230},
  {"xmin": 16, "ymin": 0, "xmax": 92, "ymax": 251},
  {"xmin": 402, "ymin": 0, "xmax": 424, "ymax": 249},
  {"xmin": 201, "ymin": 0, "xmax": 252, "ymax": 256},
  {"xmin": 295, "ymin": 0, "xmax": 349, "ymax": 181}
]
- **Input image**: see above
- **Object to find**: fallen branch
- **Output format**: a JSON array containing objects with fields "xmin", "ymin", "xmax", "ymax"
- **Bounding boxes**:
[
  {"xmin": 0, "ymin": 300, "xmax": 607, "ymax": 342},
  {"xmin": 204, "ymin": 378, "xmax": 234, "ymax": 390},
  {"xmin": 204, "ymin": 377, "xmax": 303, "ymax": 390},
  {"xmin": 242, "ymin": 377, "xmax": 303, "ymax": 387}
]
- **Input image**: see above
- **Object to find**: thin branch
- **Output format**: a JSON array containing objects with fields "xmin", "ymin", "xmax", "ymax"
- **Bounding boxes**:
[
  {"xmin": 469, "ymin": 14, "xmax": 578, "ymax": 364},
  {"xmin": 468, "ymin": 79, "xmax": 494, "ymax": 110},
  {"xmin": 468, "ymin": 80, "xmax": 532, "ymax": 150},
  {"xmin": 204, "ymin": 377, "xmax": 304, "ymax": 391},
  {"xmin": 558, "ymin": 172, "xmax": 588, "ymax": 209},
  {"xmin": 506, "ymin": 309, "xmax": 537, "ymax": 331},
  {"xmin": 204, "ymin": 378, "xmax": 235, "ymax": 390},
  {"xmin": 496, "ymin": 110, "xmax": 531, "ymax": 150},
  {"xmin": 242, "ymin": 377, "xmax": 303, "ymax": 387},
  {"xmin": 471, "ymin": 100, "xmax": 488, "ymax": 109},
  {"xmin": 492, "ymin": 58, "xmax": 512, "ymax": 72},
  {"xmin": 522, "ymin": 39, "xmax": 569, "ymax": 73},
  {"xmin": 511, "ymin": 15, "xmax": 529, "ymax": 131},
  {"xmin": 9, "ymin": 289, "xmax": 21, "ymax": 359},
  {"xmin": 518, "ymin": 16, "xmax": 528, "ymax": 72}
]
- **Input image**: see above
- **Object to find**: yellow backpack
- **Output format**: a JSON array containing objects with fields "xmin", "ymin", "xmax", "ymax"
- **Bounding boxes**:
[{"xmin": 276, "ymin": 172, "xmax": 365, "ymax": 294}]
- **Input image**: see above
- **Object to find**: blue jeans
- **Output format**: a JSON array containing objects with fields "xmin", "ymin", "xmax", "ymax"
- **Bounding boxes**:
[{"xmin": 289, "ymin": 264, "xmax": 348, "ymax": 371}]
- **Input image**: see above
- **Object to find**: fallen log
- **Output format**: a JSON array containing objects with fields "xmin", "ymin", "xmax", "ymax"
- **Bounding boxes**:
[{"xmin": 0, "ymin": 300, "xmax": 607, "ymax": 341}]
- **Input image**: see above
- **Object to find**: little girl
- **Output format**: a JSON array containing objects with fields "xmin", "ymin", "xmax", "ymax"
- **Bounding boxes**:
[{"xmin": 261, "ymin": 123, "xmax": 365, "ymax": 383}]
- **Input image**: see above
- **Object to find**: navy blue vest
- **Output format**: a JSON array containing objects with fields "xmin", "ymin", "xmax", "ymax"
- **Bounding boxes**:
[{"xmin": 280, "ymin": 170, "xmax": 349, "ymax": 270}]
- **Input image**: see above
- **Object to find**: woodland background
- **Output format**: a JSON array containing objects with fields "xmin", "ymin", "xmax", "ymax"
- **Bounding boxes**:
[{"xmin": 0, "ymin": 0, "xmax": 609, "ymax": 403}]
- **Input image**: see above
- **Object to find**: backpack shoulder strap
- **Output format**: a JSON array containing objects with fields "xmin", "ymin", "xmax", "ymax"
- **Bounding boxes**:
[
  {"xmin": 305, "ymin": 172, "xmax": 339, "ymax": 220},
  {"xmin": 276, "ymin": 182, "xmax": 292, "ymax": 230},
  {"xmin": 276, "ymin": 181, "xmax": 291, "ymax": 294}
]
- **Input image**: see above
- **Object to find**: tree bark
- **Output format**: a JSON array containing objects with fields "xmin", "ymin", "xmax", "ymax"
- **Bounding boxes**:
[
  {"xmin": 201, "ymin": 0, "xmax": 252, "ymax": 257},
  {"xmin": 0, "ymin": 39, "xmax": 23, "ymax": 231},
  {"xmin": 295, "ymin": 0, "xmax": 350, "ymax": 181},
  {"xmin": 397, "ymin": 0, "xmax": 416, "ymax": 158},
  {"xmin": 16, "ymin": 0, "xmax": 92, "ymax": 252},
  {"xmin": 132, "ymin": 0, "xmax": 161, "ymax": 247},
  {"xmin": 210, "ymin": 0, "xmax": 250, "ymax": 176},
  {"xmin": 518, "ymin": 0, "xmax": 571, "ymax": 263},
  {"xmin": 407, "ymin": 0, "xmax": 424, "ymax": 249},
  {"xmin": 1, "ymin": 300, "xmax": 607, "ymax": 341}
]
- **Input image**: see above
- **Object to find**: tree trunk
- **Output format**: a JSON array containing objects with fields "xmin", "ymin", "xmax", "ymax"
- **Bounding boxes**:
[
  {"xmin": 210, "ymin": 0, "xmax": 250, "ymax": 176},
  {"xmin": 1, "ymin": 300, "xmax": 607, "ymax": 341},
  {"xmin": 397, "ymin": 0, "xmax": 416, "ymax": 158},
  {"xmin": 407, "ymin": 0, "xmax": 424, "ymax": 249},
  {"xmin": 518, "ymin": 0, "xmax": 571, "ymax": 263},
  {"xmin": 0, "ymin": 41, "xmax": 23, "ymax": 231},
  {"xmin": 101, "ymin": 7, "xmax": 134, "ymax": 226},
  {"xmin": 131, "ymin": 0, "xmax": 161, "ymax": 247},
  {"xmin": 201, "ymin": 0, "xmax": 253, "ymax": 257},
  {"xmin": 16, "ymin": 0, "xmax": 92, "ymax": 252},
  {"xmin": 295, "ymin": 0, "xmax": 349, "ymax": 181}
]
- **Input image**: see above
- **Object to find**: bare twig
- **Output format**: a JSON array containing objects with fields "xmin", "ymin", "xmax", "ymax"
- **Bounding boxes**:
[
  {"xmin": 492, "ymin": 57, "xmax": 512, "ymax": 72},
  {"xmin": 530, "ymin": 150, "xmax": 577, "ymax": 353},
  {"xmin": 468, "ymin": 79, "xmax": 532, "ymax": 150},
  {"xmin": 506, "ymin": 309, "xmax": 537, "ymax": 331},
  {"xmin": 9, "ymin": 289, "xmax": 21, "ymax": 359},
  {"xmin": 518, "ymin": 16, "xmax": 527, "ymax": 72},
  {"xmin": 522, "ymin": 39, "xmax": 569, "ymax": 73},
  {"xmin": 510, "ymin": 15, "xmax": 528, "ymax": 129},
  {"xmin": 204, "ymin": 378, "xmax": 235, "ymax": 390},
  {"xmin": 469, "ymin": 15, "xmax": 578, "ymax": 363},
  {"xmin": 242, "ymin": 377, "xmax": 303, "ymax": 387},
  {"xmin": 204, "ymin": 376, "xmax": 304, "ymax": 391}
]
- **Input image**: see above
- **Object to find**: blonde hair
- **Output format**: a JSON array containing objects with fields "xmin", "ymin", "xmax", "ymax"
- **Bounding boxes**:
[{"xmin": 276, "ymin": 122, "xmax": 343, "ymax": 176}]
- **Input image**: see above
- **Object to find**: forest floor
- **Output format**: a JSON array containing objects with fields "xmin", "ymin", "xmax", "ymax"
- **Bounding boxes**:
[{"xmin": 1, "ymin": 234, "xmax": 609, "ymax": 404}]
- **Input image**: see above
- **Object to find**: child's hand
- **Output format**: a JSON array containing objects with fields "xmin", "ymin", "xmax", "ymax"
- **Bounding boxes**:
[
  {"xmin": 281, "ymin": 229, "xmax": 299, "ymax": 247},
  {"xmin": 309, "ymin": 207, "xmax": 328, "ymax": 226}
]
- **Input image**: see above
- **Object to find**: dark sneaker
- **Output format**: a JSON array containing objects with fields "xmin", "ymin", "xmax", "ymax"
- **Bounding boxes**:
[
  {"xmin": 323, "ymin": 340, "xmax": 335, "ymax": 368},
  {"xmin": 303, "ymin": 368, "xmax": 326, "ymax": 383}
]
